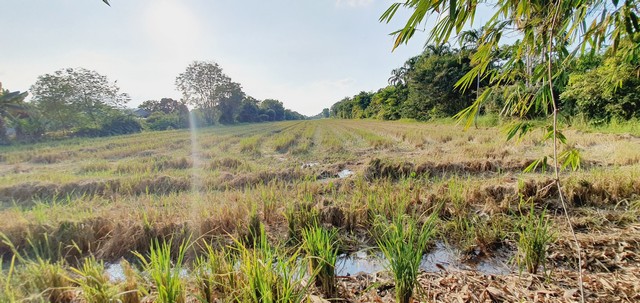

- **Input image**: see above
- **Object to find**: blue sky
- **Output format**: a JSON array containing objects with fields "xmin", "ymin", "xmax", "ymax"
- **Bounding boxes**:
[{"xmin": 1, "ymin": 0, "xmax": 440, "ymax": 115}]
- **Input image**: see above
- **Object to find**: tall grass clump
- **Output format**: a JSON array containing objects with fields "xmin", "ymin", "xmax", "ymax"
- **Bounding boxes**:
[
  {"xmin": 236, "ymin": 225, "xmax": 309, "ymax": 303},
  {"xmin": 70, "ymin": 256, "xmax": 120, "ymax": 303},
  {"xmin": 273, "ymin": 132, "xmax": 298, "ymax": 153},
  {"xmin": 0, "ymin": 255, "xmax": 18, "ymax": 302},
  {"xmin": 284, "ymin": 202, "xmax": 319, "ymax": 244},
  {"xmin": 193, "ymin": 243, "xmax": 238, "ymax": 303},
  {"xmin": 120, "ymin": 259, "xmax": 144, "ymax": 303},
  {"xmin": 134, "ymin": 239, "xmax": 188, "ymax": 303},
  {"xmin": 239, "ymin": 135, "xmax": 262, "ymax": 155},
  {"xmin": 515, "ymin": 207, "xmax": 555, "ymax": 274},
  {"xmin": 23, "ymin": 258, "xmax": 74, "ymax": 303},
  {"xmin": 302, "ymin": 225, "xmax": 338, "ymax": 299},
  {"xmin": 375, "ymin": 213, "xmax": 436, "ymax": 303}
]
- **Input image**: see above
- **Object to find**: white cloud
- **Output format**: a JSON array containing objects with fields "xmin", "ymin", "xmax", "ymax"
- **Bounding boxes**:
[{"xmin": 336, "ymin": 0, "xmax": 374, "ymax": 8}]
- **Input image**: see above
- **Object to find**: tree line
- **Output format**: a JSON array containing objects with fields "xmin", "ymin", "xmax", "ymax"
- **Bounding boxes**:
[
  {"xmin": 330, "ymin": 36, "xmax": 640, "ymax": 125},
  {"xmin": 0, "ymin": 61, "xmax": 306, "ymax": 145}
]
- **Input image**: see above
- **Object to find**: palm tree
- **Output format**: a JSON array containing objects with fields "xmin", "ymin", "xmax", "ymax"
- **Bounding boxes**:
[
  {"xmin": 0, "ymin": 83, "xmax": 28, "ymax": 145},
  {"xmin": 388, "ymin": 55, "xmax": 420, "ymax": 87},
  {"xmin": 459, "ymin": 28, "xmax": 485, "ymax": 128},
  {"xmin": 425, "ymin": 43, "xmax": 452, "ymax": 56}
]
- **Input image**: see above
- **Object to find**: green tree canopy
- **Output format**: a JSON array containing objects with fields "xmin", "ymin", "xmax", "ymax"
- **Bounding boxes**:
[
  {"xmin": 0, "ymin": 83, "xmax": 29, "ymax": 145},
  {"xmin": 30, "ymin": 68, "xmax": 130, "ymax": 132},
  {"xmin": 175, "ymin": 61, "xmax": 241, "ymax": 125},
  {"xmin": 260, "ymin": 99, "xmax": 286, "ymax": 121},
  {"xmin": 139, "ymin": 98, "xmax": 188, "ymax": 115}
]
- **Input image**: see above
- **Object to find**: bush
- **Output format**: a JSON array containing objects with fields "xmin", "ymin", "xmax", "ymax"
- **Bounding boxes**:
[
  {"xmin": 74, "ymin": 126, "xmax": 103, "ymax": 138},
  {"xmin": 146, "ymin": 112, "xmax": 188, "ymax": 131},
  {"xmin": 101, "ymin": 115, "xmax": 142, "ymax": 135},
  {"xmin": 74, "ymin": 114, "xmax": 142, "ymax": 138}
]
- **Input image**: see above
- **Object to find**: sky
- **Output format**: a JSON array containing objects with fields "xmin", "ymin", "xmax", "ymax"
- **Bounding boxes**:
[{"xmin": 1, "ymin": 0, "xmax": 444, "ymax": 116}]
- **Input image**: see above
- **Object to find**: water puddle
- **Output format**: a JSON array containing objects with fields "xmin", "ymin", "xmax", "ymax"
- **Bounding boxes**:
[
  {"xmin": 336, "ymin": 250, "xmax": 385, "ymax": 276},
  {"xmin": 105, "ymin": 262, "xmax": 126, "ymax": 282},
  {"xmin": 336, "ymin": 242, "xmax": 513, "ymax": 276},
  {"xmin": 105, "ymin": 261, "xmax": 189, "ymax": 282},
  {"xmin": 105, "ymin": 244, "xmax": 511, "ymax": 281},
  {"xmin": 337, "ymin": 169, "xmax": 354, "ymax": 178}
]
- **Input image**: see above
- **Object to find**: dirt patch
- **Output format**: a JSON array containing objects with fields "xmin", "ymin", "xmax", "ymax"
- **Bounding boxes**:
[
  {"xmin": 338, "ymin": 268, "xmax": 640, "ymax": 302},
  {"xmin": 550, "ymin": 224, "xmax": 640, "ymax": 273}
]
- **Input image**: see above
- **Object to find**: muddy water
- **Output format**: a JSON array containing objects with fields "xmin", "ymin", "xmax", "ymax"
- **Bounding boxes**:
[
  {"xmin": 337, "ymin": 169, "xmax": 354, "ymax": 178},
  {"xmin": 336, "ymin": 242, "xmax": 513, "ymax": 276},
  {"xmin": 105, "ymin": 243, "xmax": 512, "ymax": 281},
  {"xmin": 105, "ymin": 262, "xmax": 189, "ymax": 282}
]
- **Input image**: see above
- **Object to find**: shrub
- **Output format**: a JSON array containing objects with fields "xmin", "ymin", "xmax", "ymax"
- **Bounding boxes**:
[{"xmin": 101, "ymin": 114, "xmax": 142, "ymax": 136}]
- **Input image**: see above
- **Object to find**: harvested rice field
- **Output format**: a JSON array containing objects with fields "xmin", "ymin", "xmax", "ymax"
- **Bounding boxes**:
[{"xmin": 1, "ymin": 119, "xmax": 639, "ymax": 302}]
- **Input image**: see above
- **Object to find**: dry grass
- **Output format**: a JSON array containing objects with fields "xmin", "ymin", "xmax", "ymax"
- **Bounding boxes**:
[{"xmin": 0, "ymin": 119, "xmax": 639, "ymax": 302}]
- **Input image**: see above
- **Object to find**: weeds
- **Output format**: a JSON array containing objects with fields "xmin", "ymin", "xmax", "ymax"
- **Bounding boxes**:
[
  {"xmin": 0, "ymin": 255, "xmax": 18, "ymax": 303},
  {"xmin": 120, "ymin": 259, "xmax": 144, "ymax": 303},
  {"xmin": 23, "ymin": 257, "xmax": 74, "ymax": 303},
  {"xmin": 375, "ymin": 213, "xmax": 436, "ymax": 303},
  {"xmin": 515, "ymin": 207, "xmax": 555, "ymax": 274},
  {"xmin": 235, "ymin": 225, "xmax": 309, "ymax": 303},
  {"xmin": 193, "ymin": 243, "xmax": 238, "ymax": 303},
  {"xmin": 284, "ymin": 202, "xmax": 319, "ymax": 244},
  {"xmin": 302, "ymin": 225, "xmax": 338, "ymax": 298},
  {"xmin": 239, "ymin": 135, "xmax": 262, "ymax": 155},
  {"xmin": 273, "ymin": 132, "xmax": 298, "ymax": 153},
  {"xmin": 134, "ymin": 238, "xmax": 188, "ymax": 303},
  {"xmin": 70, "ymin": 256, "xmax": 120, "ymax": 303}
]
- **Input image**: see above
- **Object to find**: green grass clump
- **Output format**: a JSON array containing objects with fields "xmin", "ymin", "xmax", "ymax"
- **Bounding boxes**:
[
  {"xmin": 70, "ymin": 256, "xmax": 120, "ymax": 303},
  {"xmin": 135, "ymin": 239, "xmax": 188, "ymax": 303},
  {"xmin": 273, "ymin": 132, "xmax": 298, "ymax": 153},
  {"xmin": 239, "ymin": 135, "xmax": 262, "ymax": 155},
  {"xmin": 0, "ymin": 255, "xmax": 18, "ymax": 302},
  {"xmin": 193, "ymin": 243, "xmax": 238, "ymax": 303},
  {"xmin": 236, "ymin": 225, "xmax": 309, "ymax": 303},
  {"xmin": 375, "ymin": 213, "xmax": 436, "ymax": 303},
  {"xmin": 302, "ymin": 225, "xmax": 338, "ymax": 298},
  {"xmin": 23, "ymin": 258, "xmax": 74, "ymax": 303},
  {"xmin": 515, "ymin": 207, "xmax": 555, "ymax": 274}
]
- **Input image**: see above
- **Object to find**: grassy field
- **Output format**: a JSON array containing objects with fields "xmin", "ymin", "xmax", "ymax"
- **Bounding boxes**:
[{"xmin": 1, "ymin": 119, "xmax": 639, "ymax": 302}]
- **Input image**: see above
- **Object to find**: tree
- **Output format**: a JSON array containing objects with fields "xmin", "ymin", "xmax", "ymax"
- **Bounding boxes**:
[
  {"xmin": 379, "ymin": 1, "xmax": 640, "ymax": 300},
  {"xmin": 140, "ymin": 98, "xmax": 188, "ymax": 115},
  {"xmin": 176, "ymin": 61, "xmax": 241, "ymax": 125},
  {"xmin": 459, "ymin": 27, "xmax": 485, "ymax": 127},
  {"xmin": 351, "ymin": 91, "xmax": 373, "ymax": 118},
  {"xmin": 322, "ymin": 108, "xmax": 330, "ymax": 118},
  {"xmin": 0, "ymin": 83, "xmax": 29, "ymax": 145},
  {"xmin": 561, "ymin": 46, "xmax": 640, "ymax": 123},
  {"xmin": 403, "ymin": 49, "xmax": 474, "ymax": 120},
  {"xmin": 330, "ymin": 97, "xmax": 354, "ymax": 119},
  {"xmin": 388, "ymin": 56, "xmax": 419, "ymax": 87},
  {"xmin": 139, "ymin": 98, "xmax": 189, "ymax": 129},
  {"xmin": 369, "ymin": 86, "xmax": 407, "ymax": 120},
  {"xmin": 260, "ymin": 99, "xmax": 285, "ymax": 121},
  {"xmin": 217, "ymin": 82, "xmax": 245, "ymax": 124},
  {"xmin": 30, "ymin": 68, "xmax": 130, "ymax": 132},
  {"xmin": 237, "ymin": 97, "xmax": 261, "ymax": 123}
]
